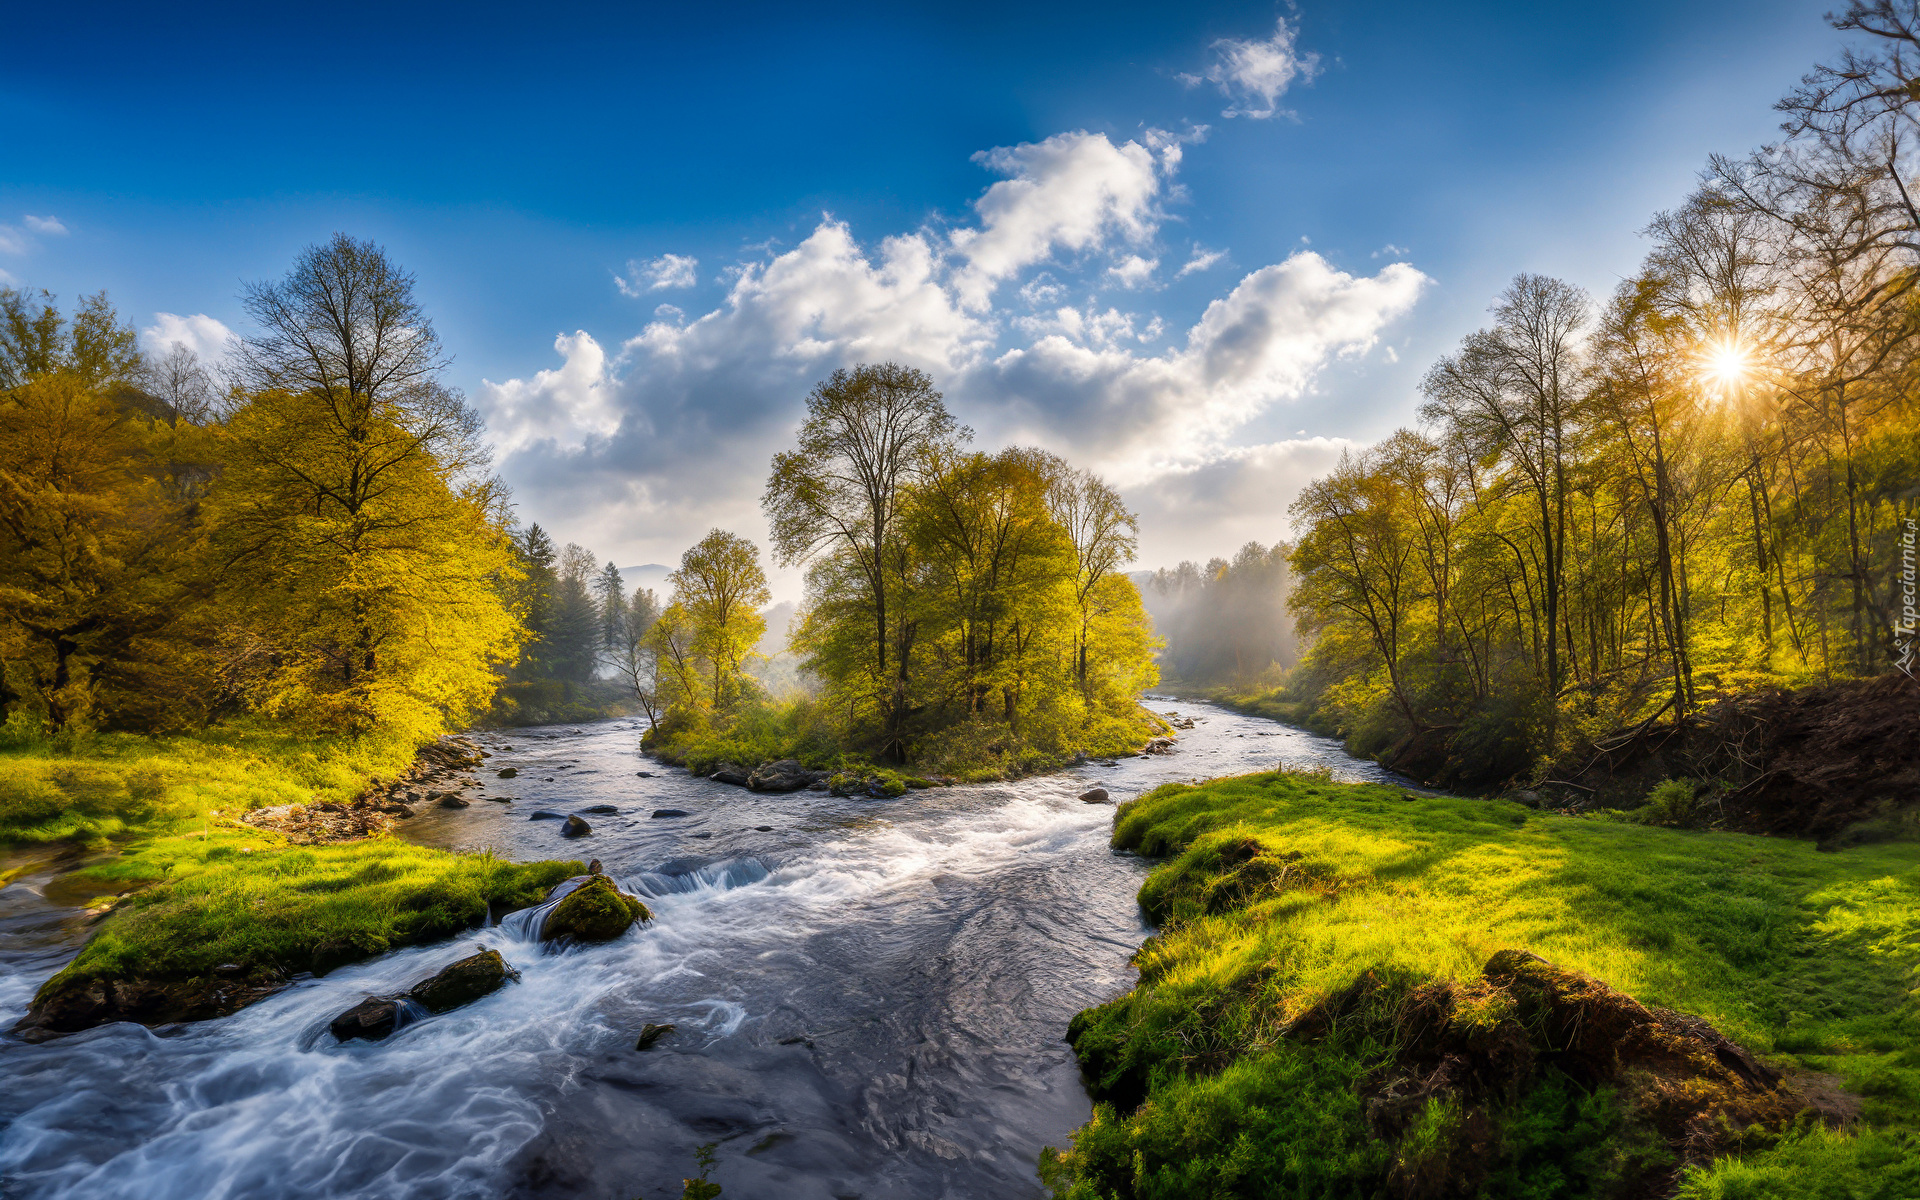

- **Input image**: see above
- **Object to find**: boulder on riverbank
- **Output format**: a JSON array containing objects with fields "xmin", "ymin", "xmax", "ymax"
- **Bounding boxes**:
[
  {"xmin": 540, "ymin": 875, "xmax": 651, "ymax": 942},
  {"xmin": 708, "ymin": 762, "xmax": 751, "ymax": 786},
  {"xmin": 748, "ymin": 759, "xmax": 817, "ymax": 792},
  {"xmin": 15, "ymin": 971, "xmax": 288, "ymax": 1042}
]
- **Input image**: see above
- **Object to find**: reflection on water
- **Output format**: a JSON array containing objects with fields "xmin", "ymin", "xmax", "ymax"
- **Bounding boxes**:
[{"xmin": 0, "ymin": 699, "xmax": 1406, "ymax": 1200}]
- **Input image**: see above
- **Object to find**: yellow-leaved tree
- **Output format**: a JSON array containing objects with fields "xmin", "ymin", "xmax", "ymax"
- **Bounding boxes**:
[
  {"xmin": 206, "ymin": 235, "xmax": 523, "ymax": 737},
  {"xmin": 0, "ymin": 292, "xmax": 209, "ymax": 734}
]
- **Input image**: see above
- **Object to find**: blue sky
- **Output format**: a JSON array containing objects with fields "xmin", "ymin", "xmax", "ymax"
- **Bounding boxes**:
[{"xmin": 0, "ymin": 0, "xmax": 1840, "ymax": 587}]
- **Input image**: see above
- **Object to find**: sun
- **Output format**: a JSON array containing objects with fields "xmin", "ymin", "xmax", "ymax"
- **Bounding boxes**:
[{"xmin": 1697, "ymin": 338, "xmax": 1754, "ymax": 393}]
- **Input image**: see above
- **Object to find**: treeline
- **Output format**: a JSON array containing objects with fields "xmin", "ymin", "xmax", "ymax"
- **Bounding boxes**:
[
  {"xmin": 0, "ymin": 236, "xmax": 521, "ymax": 745},
  {"xmin": 612, "ymin": 364, "xmax": 1160, "ymax": 772},
  {"xmin": 1142, "ymin": 543, "xmax": 1296, "ymax": 686},
  {"xmin": 1286, "ymin": 6, "xmax": 1920, "ymax": 785},
  {"xmin": 493, "ymin": 524, "xmax": 658, "ymax": 724}
]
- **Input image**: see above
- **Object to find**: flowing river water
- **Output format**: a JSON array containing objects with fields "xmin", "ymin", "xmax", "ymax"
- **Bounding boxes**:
[{"xmin": 0, "ymin": 699, "xmax": 1409, "ymax": 1200}]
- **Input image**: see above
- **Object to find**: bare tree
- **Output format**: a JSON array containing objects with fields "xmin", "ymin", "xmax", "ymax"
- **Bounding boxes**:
[
  {"xmin": 144, "ymin": 343, "xmax": 225, "ymax": 424},
  {"xmin": 1421, "ymin": 275, "xmax": 1590, "ymax": 745}
]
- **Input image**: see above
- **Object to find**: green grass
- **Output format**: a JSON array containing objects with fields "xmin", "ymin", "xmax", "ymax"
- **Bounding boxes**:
[
  {"xmin": 46, "ymin": 828, "xmax": 578, "ymax": 987},
  {"xmin": 0, "ymin": 720, "xmax": 422, "ymax": 843},
  {"xmin": 2, "ymin": 722, "xmax": 581, "ymax": 1022},
  {"xmin": 1042, "ymin": 770, "xmax": 1920, "ymax": 1199}
]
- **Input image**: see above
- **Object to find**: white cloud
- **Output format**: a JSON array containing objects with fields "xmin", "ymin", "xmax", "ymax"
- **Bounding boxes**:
[
  {"xmin": 141, "ymin": 312, "xmax": 235, "ymax": 364},
  {"xmin": 477, "ymin": 133, "xmax": 1429, "ymax": 581},
  {"xmin": 979, "ymin": 252, "xmax": 1428, "ymax": 479},
  {"xmin": 1186, "ymin": 17, "xmax": 1321, "ymax": 120},
  {"xmin": 1372, "ymin": 243, "xmax": 1409, "ymax": 259},
  {"xmin": 1107, "ymin": 254, "xmax": 1158, "ymax": 288},
  {"xmin": 1130, "ymin": 437, "xmax": 1357, "ymax": 565},
  {"xmin": 482, "ymin": 330, "xmax": 623, "ymax": 452},
  {"xmin": 949, "ymin": 130, "xmax": 1168, "ymax": 310},
  {"xmin": 1177, "ymin": 246, "xmax": 1226, "ymax": 277},
  {"xmin": 0, "ymin": 214, "xmax": 70, "ymax": 257},
  {"xmin": 615, "ymin": 253, "xmax": 700, "ymax": 296}
]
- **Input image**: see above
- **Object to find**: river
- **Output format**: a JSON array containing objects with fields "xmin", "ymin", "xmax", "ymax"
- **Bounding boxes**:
[{"xmin": 0, "ymin": 699, "xmax": 1407, "ymax": 1200}]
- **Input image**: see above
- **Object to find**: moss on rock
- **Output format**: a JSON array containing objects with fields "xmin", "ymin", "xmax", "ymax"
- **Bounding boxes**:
[{"xmin": 540, "ymin": 874, "xmax": 651, "ymax": 942}]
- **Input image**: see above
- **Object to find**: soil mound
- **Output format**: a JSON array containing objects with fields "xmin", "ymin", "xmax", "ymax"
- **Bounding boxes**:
[
  {"xmin": 1298, "ymin": 951, "xmax": 1815, "ymax": 1198},
  {"xmin": 1549, "ymin": 673, "xmax": 1919, "ymax": 843}
]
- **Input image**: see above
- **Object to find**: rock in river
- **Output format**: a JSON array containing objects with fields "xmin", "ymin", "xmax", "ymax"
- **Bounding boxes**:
[
  {"xmin": 409, "ymin": 948, "xmax": 520, "ymax": 1013},
  {"xmin": 651, "ymin": 808, "xmax": 690, "ymax": 818},
  {"xmin": 1078, "ymin": 787, "xmax": 1110, "ymax": 804},
  {"xmin": 562, "ymin": 814, "xmax": 592, "ymax": 837},
  {"xmin": 541, "ymin": 875, "xmax": 651, "ymax": 942},
  {"xmin": 634, "ymin": 1022, "xmax": 675, "ymax": 1050},
  {"xmin": 580, "ymin": 804, "xmax": 619, "ymax": 814},
  {"xmin": 330, "ymin": 949, "xmax": 521, "ymax": 1042},
  {"xmin": 438, "ymin": 794, "xmax": 470, "ymax": 809},
  {"xmin": 330, "ymin": 997, "xmax": 403, "ymax": 1042},
  {"xmin": 496, "ymin": 767, "xmax": 518, "ymax": 778},
  {"xmin": 528, "ymin": 810, "xmax": 563, "ymax": 821}
]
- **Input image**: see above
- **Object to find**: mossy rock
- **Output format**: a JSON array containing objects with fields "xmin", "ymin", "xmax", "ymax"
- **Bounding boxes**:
[{"xmin": 540, "ymin": 875, "xmax": 652, "ymax": 942}]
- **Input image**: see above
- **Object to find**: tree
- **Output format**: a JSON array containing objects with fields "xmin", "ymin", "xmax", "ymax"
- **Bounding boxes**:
[
  {"xmin": 594, "ymin": 561, "xmax": 628, "ymax": 651},
  {"xmin": 764, "ymin": 363, "xmax": 964, "ymax": 749},
  {"xmin": 209, "ymin": 236, "xmax": 520, "ymax": 734},
  {"xmin": 669, "ymin": 529, "xmax": 770, "ymax": 711},
  {"xmin": 145, "ymin": 343, "xmax": 225, "ymax": 425},
  {"xmin": 1, "ymin": 289, "xmax": 143, "ymax": 391},
  {"xmin": 606, "ymin": 586, "xmax": 664, "ymax": 730},
  {"xmin": 1046, "ymin": 464, "xmax": 1140, "ymax": 696},
  {"xmin": 1422, "ymin": 274, "xmax": 1590, "ymax": 749},
  {"xmin": 548, "ymin": 543, "xmax": 602, "ymax": 684},
  {"xmin": 0, "ymin": 371, "xmax": 202, "ymax": 731}
]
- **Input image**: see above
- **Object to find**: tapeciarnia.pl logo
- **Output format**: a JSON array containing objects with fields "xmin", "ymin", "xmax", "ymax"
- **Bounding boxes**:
[{"xmin": 1898, "ymin": 516, "xmax": 1917, "ymax": 679}]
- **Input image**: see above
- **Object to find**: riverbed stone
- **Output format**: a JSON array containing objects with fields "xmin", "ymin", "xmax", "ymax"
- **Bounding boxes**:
[
  {"xmin": 528, "ymin": 810, "xmax": 563, "ymax": 820},
  {"xmin": 438, "ymin": 794, "xmax": 470, "ymax": 809},
  {"xmin": 408, "ymin": 948, "xmax": 519, "ymax": 1014},
  {"xmin": 709, "ymin": 762, "xmax": 751, "ymax": 786},
  {"xmin": 580, "ymin": 804, "xmax": 619, "ymax": 814},
  {"xmin": 562, "ymin": 814, "xmax": 592, "ymax": 837},
  {"xmin": 497, "ymin": 767, "xmax": 518, "ymax": 778},
  {"xmin": 1079, "ymin": 787, "xmax": 1110, "ymax": 804},
  {"xmin": 541, "ymin": 875, "xmax": 651, "ymax": 942},
  {"xmin": 634, "ymin": 1022, "xmax": 675, "ymax": 1050},
  {"xmin": 651, "ymin": 808, "xmax": 690, "ymax": 818},
  {"xmin": 748, "ymin": 759, "xmax": 812, "ymax": 792},
  {"xmin": 330, "ymin": 997, "xmax": 401, "ymax": 1041}
]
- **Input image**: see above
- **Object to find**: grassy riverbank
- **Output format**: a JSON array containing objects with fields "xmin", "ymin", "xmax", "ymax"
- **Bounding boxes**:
[
  {"xmin": 0, "ymin": 722, "xmax": 425, "ymax": 845},
  {"xmin": 1041, "ymin": 771, "xmax": 1920, "ymax": 1198},
  {"xmin": 1, "ymin": 726, "xmax": 579, "ymax": 1034}
]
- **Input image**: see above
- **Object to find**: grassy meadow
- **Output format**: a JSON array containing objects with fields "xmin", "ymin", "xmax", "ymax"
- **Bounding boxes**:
[{"xmin": 1043, "ymin": 771, "xmax": 1920, "ymax": 1199}]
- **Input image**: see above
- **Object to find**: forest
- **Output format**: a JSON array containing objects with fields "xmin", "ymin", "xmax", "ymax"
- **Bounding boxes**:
[
  {"xmin": 1274, "ymin": 53, "xmax": 1920, "ymax": 786},
  {"xmin": 0, "ymin": 245, "xmax": 1158, "ymax": 788}
]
